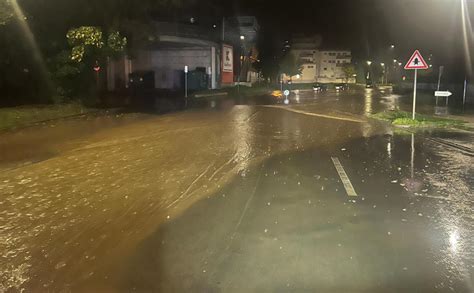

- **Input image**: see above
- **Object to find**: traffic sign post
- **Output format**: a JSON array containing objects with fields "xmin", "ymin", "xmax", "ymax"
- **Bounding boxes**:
[
  {"xmin": 184, "ymin": 65, "xmax": 189, "ymax": 108},
  {"xmin": 412, "ymin": 69, "xmax": 418, "ymax": 120},
  {"xmin": 434, "ymin": 91, "xmax": 452, "ymax": 97},
  {"xmin": 404, "ymin": 50, "xmax": 429, "ymax": 120},
  {"xmin": 283, "ymin": 89, "xmax": 290, "ymax": 105}
]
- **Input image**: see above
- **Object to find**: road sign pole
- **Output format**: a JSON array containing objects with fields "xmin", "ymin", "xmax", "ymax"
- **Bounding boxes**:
[
  {"xmin": 412, "ymin": 69, "xmax": 418, "ymax": 120},
  {"xmin": 184, "ymin": 65, "xmax": 188, "ymax": 108},
  {"xmin": 437, "ymin": 66, "xmax": 443, "ymax": 91}
]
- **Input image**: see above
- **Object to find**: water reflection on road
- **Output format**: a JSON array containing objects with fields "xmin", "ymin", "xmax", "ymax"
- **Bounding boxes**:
[{"xmin": 0, "ymin": 87, "xmax": 472, "ymax": 292}]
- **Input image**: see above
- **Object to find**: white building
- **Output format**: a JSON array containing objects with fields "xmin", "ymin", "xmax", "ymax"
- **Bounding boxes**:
[
  {"xmin": 315, "ymin": 50, "xmax": 354, "ymax": 83},
  {"xmin": 286, "ymin": 34, "xmax": 355, "ymax": 84},
  {"xmin": 288, "ymin": 35, "xmax": 321, "ymax": 83}
]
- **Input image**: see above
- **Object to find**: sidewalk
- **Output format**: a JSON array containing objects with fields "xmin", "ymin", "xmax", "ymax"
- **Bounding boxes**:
[{"xmin": 447, "ymin": 113, "xmax": 474, "ymax": 130}]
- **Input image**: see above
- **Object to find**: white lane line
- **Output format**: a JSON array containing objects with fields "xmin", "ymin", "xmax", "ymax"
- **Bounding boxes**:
[
  {"xmin": 331, "ymin": 157, "xmax": 357, "ymax": 196},
  {"xmin": 261, "ymin": 105, "xmax": 365, "ymax": 123}
]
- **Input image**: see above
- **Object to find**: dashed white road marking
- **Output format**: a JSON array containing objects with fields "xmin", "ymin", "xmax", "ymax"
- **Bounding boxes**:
[{"xmin": 331, "ymin": 157, "xmax": 357, "ymax": 196}]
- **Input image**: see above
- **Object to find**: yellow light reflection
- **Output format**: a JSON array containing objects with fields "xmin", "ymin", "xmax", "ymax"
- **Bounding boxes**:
[
  {"xmin": 449, "ymin": 229, "xmax": 459, "ymax": 253},
  {"xmin": 364, "ymin": 89, "xmax": 373, "ymax": 115}
]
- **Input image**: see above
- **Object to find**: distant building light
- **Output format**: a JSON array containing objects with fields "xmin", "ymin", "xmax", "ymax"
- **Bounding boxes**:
[
  {"xmin": 190, "ymin": 17, "xmax": 195, "ymax": 24},
  {"xmin": 381, "ymin": 63, "xmax": 385, "ymax": 67},
  {"xmin": 367, "ymin": 61, "xmax": 372, "ymax": 65},
  {"xmin": 390, "ymin": 44, "xmax": 395, "ymax": 49},
  {"xmin": 212, "ymin": 24, "xmax": 217, "ymax": 28},
  {"xmin": 296, "ymin": 74, "xmax": 301, "ymax": 79},
  {"xmin": 393, "ymin": 59, "xmax": 397, "ymax": 63},
  {"xmin": 240, "ymin": 35, "xmax": 245, "ymax": 40}
]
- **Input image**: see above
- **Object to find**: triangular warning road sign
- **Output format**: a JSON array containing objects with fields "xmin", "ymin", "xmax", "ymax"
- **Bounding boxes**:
[{"xmin": 404, "ymin": 50, "xmax": 429, "ymax": 70}]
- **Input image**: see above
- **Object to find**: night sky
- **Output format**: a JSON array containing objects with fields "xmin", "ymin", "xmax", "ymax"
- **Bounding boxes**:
[{"xmin": 208, "ymin": 0, "xmax": 474, "ymax": 77}]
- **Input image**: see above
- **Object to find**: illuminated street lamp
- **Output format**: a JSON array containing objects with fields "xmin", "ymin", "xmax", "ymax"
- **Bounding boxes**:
[
  {"xmin": 381, "ymin": 62, "xmax": 385, "ymax": 67},
  {"xmin": 238, "ymin": 35, "xmax": 246, "ymax": 94},
  {"xmin": 398, "ymin": 62, "xmax": 402, "ymax": 66},
  {"xmin": 393, "ymin": 59, "xmax": 397, "ymax": 63},
  {"xmin": 367, "ymin": 61, "xmax": 372, "ymax": 66},
  {"xmin": 390, "ymin": 44, "xmax": 395, "ymax": 49}
]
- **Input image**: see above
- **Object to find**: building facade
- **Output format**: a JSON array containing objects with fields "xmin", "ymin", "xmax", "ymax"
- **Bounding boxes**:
[
  {"xmin": 223, "ymin": 16, "xmax": 260, "ymax": 85},
  {"xmin": 107, "ymin": 21, "xmax": 222, "ymax": 91},
  {"xmin": 315, "ymin": 50, "xmax": 354, "ymax": 83},
  {"xmin": 287, "ymin": 35, "xmax": 355, "ymax": 83},
  {"xmin": 289, "ymin": 35, "xmax": 321, "ymax": 83}
]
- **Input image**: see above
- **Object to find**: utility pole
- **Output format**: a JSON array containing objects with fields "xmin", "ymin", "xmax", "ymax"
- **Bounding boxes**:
[
  {"xmin": 222, "ymin": 17, "xmax": 225, "ymax": 41},
  {"xmin": 436, "ymin": 66, "xmax": 444, "ymax": 107},
  {"xmin": 437, "ymin": 66, "xmax": 444, "ymax": 91}
]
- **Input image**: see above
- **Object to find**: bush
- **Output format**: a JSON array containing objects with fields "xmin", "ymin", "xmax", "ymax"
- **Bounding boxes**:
[{"xmin": 372, "ymin": 110, "xmax": 466, "ymax": 129}]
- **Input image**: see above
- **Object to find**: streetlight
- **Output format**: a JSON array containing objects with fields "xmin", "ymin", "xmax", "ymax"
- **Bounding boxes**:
[
  {"xmin": 393, "ymin": 59, "xmax": 397, "ymax": 63},
  {"xmin": 398, "ymin": 62, "xmax": 402, "ymax": 66},
  {"xmin": 381, "ymin": 63, "xmax": 386, "ymax": 84},
  {"xmin": 390, "ymin": 44, "xmax": 395, "ymax": 49},
  {"xmin": 238, "ymin": 35, "xmax": 246, "ymax": 94},
  {"xmin": 366, "ymin": 61, "xmax": 372, "ymax": 80}
]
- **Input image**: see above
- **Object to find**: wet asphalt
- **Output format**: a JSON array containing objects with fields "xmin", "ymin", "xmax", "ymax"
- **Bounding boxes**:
[{"xmin": 0, "ymin": 87, "xmax": 473, "ymax": 292}]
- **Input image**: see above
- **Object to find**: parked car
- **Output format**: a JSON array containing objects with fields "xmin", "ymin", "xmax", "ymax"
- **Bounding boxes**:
[
  {"xmin": 335, "ymin": 83, "xmax": 348, "ymax": 91},
  {"xmin": 312, "ymin": 84, "xmax": 327, "ymax": 92},
  {"xmin": 129, "ymin": 70, "xmax": 155, "ymax": 89}
]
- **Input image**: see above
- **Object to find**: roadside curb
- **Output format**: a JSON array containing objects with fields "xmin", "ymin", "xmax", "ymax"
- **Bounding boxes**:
[
  {"xmin": 0, "ymin": 108, "xmax": 125, "ymax": 133},
  {"xmin": 193, "ymin": 92, "xmax": 229, "ymax": 98}
]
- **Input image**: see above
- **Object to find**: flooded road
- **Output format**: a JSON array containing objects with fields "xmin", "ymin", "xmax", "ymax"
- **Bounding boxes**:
[{"xmin": 1, "ymin": 87, "xmax": 473, "ymax": 292}]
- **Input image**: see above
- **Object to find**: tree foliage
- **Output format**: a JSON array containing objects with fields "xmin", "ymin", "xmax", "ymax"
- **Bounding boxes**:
[
  {"xmin": 279, "ymin": 53, "xmax": 303, "ymax": 78},
  {"xmin": 342, "ymin": 64, "xmax": 356, "ymax": 82},
  {"xmin": 255, "ymin": 58, "xmax": 280, "ymax": 82},
  {"xmin": 0, "ymin": 0, "xmax": 187, "ymax": 105},
  {"xmin": 66, "ymin": 26, "xmax": 126, "ymax": 62},
  {"xmin": 0, "ymin": 0, "xmax": 14, "ymax": 25}
]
